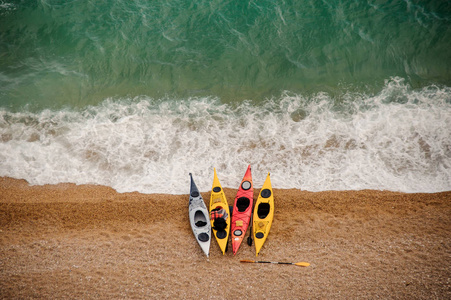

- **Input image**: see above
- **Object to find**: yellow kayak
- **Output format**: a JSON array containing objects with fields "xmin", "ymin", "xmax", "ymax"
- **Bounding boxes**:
[
  {"xmin": 253, "ymin": 173, "xmax": 274, "ymax": 256},
  {"xmin": 209, "ymin": 168, "xmax": 231, "ymax": 255}
]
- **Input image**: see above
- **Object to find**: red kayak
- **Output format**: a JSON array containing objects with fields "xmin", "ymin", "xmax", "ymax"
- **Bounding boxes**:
[{"xmin": 231, "ymin": 165, "xmax": 254, "ymax": 255}]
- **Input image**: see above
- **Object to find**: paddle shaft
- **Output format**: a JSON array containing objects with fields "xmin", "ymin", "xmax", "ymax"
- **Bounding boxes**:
[
  {"xmin": 256, "ymin": 261, "xmax": 293, "ymax": 265},
  {"xmin": 240, "ymin": 260, "xmax": 310, "ymax": 267},
  {"xmin": 247, "ymin": 198, "xmax": 255, "ymax": 246},
  {"xmin": 247, "ymin": 209, "xmax": 253, "ymax": 246}
]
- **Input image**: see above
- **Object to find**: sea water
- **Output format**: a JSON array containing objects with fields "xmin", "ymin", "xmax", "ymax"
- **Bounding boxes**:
[{"xmin": 1, "ymin": 1, "xmax": 450, "ymax": 194}]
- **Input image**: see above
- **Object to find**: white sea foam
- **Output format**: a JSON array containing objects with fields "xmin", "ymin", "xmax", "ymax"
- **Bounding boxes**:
[
  {"xmin": 0, "ymin": 1, "xmax": 15, "ymax": 10},
  {"xmin": 1, "ymin": 78, "xmax": 450, "ymax": 194}
]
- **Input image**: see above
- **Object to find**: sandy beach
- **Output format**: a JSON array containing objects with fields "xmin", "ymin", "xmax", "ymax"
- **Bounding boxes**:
[{"xmin": 0, "ymin": 176, "xmax": 450, "ymax": 299}]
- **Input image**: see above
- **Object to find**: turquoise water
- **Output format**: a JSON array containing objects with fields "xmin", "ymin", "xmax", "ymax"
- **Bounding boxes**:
[
  {"xmin": 1, "ymin": 0, "xmax": 450, "ymax": 109},
  {"xmin": 1, "ymin": 1, "xmax": 450, "ymax": 193}
]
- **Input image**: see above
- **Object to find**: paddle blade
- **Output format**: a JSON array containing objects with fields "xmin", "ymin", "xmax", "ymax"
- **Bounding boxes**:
[
  {"xmin": 247, "ymin": 236, "xmax": 253, "ymax": 246},
  {"xmin": 240, "ymin": 260, "xmax": 255, "ymax": 263},
  {"xmin": 294, "ymin": 262, "xmax": 310, "ymax": 267}
]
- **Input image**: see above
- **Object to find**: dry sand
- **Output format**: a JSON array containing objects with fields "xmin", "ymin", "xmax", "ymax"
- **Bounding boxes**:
[{"xmin": 0, "ymin": 176, "xmax": 450, "ymax": 299}]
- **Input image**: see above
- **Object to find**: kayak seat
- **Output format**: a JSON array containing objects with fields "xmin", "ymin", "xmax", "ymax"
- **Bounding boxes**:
[
  {"xmin": 195, "ymin": 220, "xmax": 207, "ymax": 227},
  {"xmin": 194, "ymin": 210, "xmax": 207, "ymax": 227},
  {"xmin": 236, "ymin": 197, "xmax": 250, "ymax": 212},
  {"xmin": 257, "ymin": 203, "xmax": 270, "ymax": 219},
  {"xmin": 213, "ymin": 218, "xmax": 227, "ymax": 231}
]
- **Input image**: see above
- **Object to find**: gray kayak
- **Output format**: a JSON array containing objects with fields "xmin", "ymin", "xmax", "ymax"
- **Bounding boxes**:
[{"xmin": 189, "ymin": 173, "xmax": 211, "ymax": 257}]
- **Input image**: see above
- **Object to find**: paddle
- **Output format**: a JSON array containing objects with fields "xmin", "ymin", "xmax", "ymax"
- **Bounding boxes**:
[
  {"xmin": 240, "ymin": 260, "xmax": 310, "ymax": 267},
  {"xmin": 247, "ymin": 212, "xmax": 253, "ymax": 246},
  {"xmin": 247, "ymin": 198, "xmax": 254, "ymax": 246}
]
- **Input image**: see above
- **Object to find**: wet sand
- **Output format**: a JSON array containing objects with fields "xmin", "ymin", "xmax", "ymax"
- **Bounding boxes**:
[{"xmin": 0, "ymin": 177, "xmax": 450, "ymax": 299}]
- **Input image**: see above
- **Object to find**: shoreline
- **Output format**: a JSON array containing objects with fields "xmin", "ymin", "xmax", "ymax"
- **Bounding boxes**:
[{"xmin": 1, "ymin": 177, "xmax": 450, "ymax": 298}]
